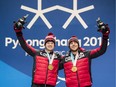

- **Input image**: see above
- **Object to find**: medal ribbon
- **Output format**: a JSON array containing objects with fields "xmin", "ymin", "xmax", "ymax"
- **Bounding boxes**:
[
  {"xmin": 46, "ymin": 52, "xmax": 55, "ymax": 64},
  {"xmin": 70, "ymin": 52, "xmax": 79, "ymax": 66}
]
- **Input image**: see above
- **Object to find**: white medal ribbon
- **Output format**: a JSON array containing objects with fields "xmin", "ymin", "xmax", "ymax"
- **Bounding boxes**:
[
  {"xmin": 70, "ymin": 52, "xmax": 79, "ymax": 66},
  {"xmin": 46, "ymin": 52, "xmax": 55, "ymax": 64}
]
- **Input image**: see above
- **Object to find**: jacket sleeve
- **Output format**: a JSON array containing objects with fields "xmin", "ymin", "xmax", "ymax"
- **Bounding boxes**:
[
  {"xmin": 16, "ymin": 32, "xmax": 37, "ymax": 57},
  {"xmin": 58, "ymin": 56, "xmax": 65, "ymax": 70},
  {"xmin": 89, "ymin": 35, "xmax": 108, "ymax": 59}
]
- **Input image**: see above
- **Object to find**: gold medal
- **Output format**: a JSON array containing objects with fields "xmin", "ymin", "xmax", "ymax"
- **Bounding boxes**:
[
  {"xmin": 48, "ymin": 64, "xmax": 54, "ymax": 70},
  {"xmin": 71, "ymin": 66, "xmax": 77, "ymax": 72}
]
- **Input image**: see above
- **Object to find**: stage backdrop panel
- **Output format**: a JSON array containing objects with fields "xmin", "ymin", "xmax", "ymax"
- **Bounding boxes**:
[{"xmin": 0, "ymin": 0, "xmax": 115, "ymax": 87}]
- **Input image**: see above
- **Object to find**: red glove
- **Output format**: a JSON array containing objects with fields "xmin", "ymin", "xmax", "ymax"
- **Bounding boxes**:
[
  {"xmin": 98, "ymin": 24, "xmax": 110, "ymax": 39},
  {"xmin": 103, "ymin": 25, "xmax": 110, "ymax": 36},
  {"xmin": 13, "ymin": 23, "xmax": 23, "ymax": 36},
  {"xmin": 14, "ymin": 14, "xmax": 28, "ymax": 33},
  {"xmin": 13, "ymin": 15, "xmax": 28, "ymax": 36},
  {"xmin": 98, "ymin": 24, "xmax": 110, "ymax": 36},
  {"xmin": 14, "ymin": 24, "xmax": 23, "ymax": 33}
]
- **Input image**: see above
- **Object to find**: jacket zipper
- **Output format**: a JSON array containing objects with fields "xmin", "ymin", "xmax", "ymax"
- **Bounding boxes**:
[
  {"xmin": 76, "ymin": 69, "xmax": 80, "ymax": 87},
  {"xmin": 45, "ymin": 61, "xmax": 49, "ymax": 87}
]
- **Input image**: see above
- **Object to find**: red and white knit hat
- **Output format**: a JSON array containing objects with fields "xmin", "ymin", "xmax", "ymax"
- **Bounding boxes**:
[
  {"xmin": 69, "ymin": 36, "xmax": 79, "ymax": 45},
  {"xmin": 45, "ymin": 32, "xmax": 56, "ymax": 44}
]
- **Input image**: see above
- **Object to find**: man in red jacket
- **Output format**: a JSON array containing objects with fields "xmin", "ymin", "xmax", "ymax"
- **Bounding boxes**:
[
  {"xmin": 14, "ymin": 19, "xmax": 62, "ymax": 87},
  {"xmin": 61, "ymin": 21, "xmax": 110, "ymax": 87}
]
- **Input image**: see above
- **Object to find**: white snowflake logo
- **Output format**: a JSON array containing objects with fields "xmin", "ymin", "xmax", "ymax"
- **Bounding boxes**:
[{"xmin": 21, "ymin": 0, "xmax": 94, "ymax": 29}]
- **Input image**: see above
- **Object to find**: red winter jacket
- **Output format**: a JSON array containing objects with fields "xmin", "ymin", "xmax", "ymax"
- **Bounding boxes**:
[
  {"xmin": 16, "ymin": 33, "xmax": 61, "ymax": 86},
  {"xmin": 64, "ymin": 58, "xmax": 91, "ymax": 87},
  {"xmin": 62, "ymin": 36, "xmax": 108, "ymax": 87},
  {"xmin": 33, "ymin": 56, "xmax": 59, "ymax": 85}
]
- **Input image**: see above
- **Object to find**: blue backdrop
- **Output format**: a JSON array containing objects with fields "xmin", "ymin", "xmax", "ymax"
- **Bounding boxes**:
[{"xmin": 0, "ymin": 0, "xmax": 115, "ymax": 87}]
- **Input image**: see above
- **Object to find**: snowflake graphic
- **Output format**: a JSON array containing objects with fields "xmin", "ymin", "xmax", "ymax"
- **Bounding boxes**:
[{"xmin": 21, "ymin": 0, "xmax": 94, "ymax": 29}]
